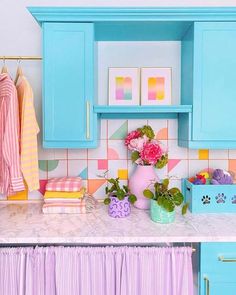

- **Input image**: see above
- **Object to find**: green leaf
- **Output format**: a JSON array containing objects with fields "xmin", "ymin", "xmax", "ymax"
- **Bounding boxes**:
[
  {"xmin": 162, "ymin": 179, "xmax": 169, "ymax": 189},
  {"xmin": 163, "ymin": 199, "xmax": 175, "ymax": 212},
  {"xmin": 168, "ymin": 187, "xmax": 180, "ymax": 195},
  {"xmin": 123, "ymin": 185, "xmax": 129, "ymax": 193},
  {"xmin": 173, "ymin": 192, "xmax": 184, "ymax": 206},
  {"xmin": 131, "ymin": 151, "xmax": 140, "ymax": 163},
  {"xmin": 104, "ymin": 198, "xmax": 111, "ymax": 205},
  {"xmin": 128, "ymin": 194, "xmax": 137, "ymax": 204},
  {"xmin": 182, "ymin": 203, "xmax": 189, "ymax": 215},
  {"xmin": 155, "ymin": 154, "xmax": 168, "ymax": 169},
  {"xmin": 108, "ymin": 178, "xmax": 116, "ymax": 184},
  {"xmin": 105, "ymin": 186, "xmax": 109, "ymax": 194},
  {"xmin": 143, "ymin": 189, "xmax": 154, "ymax": 199},
  {"xmin": 117, "ymin": 189, "xmax": 125, "ymax": 200}
]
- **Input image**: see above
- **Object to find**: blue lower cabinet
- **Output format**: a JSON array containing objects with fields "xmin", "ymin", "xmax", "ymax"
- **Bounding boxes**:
[
  {"xmin": 200, "ymin": 243, "xmax": 236, "ymax": 295},
  {"xmin": 43, "ymin": 22, "xmax": 97, "ymax": 148}
]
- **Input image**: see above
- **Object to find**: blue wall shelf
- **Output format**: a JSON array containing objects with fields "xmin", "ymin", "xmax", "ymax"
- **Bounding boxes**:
[{"xmin": 94, "ymin": 105, "xmax": 192, "ymax": 119}]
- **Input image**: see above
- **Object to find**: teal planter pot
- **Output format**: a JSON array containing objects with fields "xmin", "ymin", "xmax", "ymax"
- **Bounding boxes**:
[{"xmin": 150, "ymin": 199, "xmax": 175, "ymax": 223}]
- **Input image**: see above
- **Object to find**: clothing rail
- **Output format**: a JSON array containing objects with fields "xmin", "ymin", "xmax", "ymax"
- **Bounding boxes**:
[{"xmin": 0, "ymin": 56, "xmax": 42, "ymax": 60}]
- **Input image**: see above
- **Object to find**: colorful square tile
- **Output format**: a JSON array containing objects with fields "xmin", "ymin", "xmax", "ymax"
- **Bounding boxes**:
[
  {"xmin": 118, "ymin": 169, "xmax": 128, "ymax": 180},
  {"xmin": 168, "ymin": 140, "xmax": 188, "ymax": 159},
  {"xmin": 98, "ymin": 159, "xmax": 108, "ymax": 170},
  {"xmin": 198, "ymin": 149, "xmax": 209, "ymax": 160},
  {"xmin": 88, "ymin": 140, "xmax": 107, "ymax": 159},
  {"xmin": 209, "ymin": 150, "xmax": 228, "ymax": 160},
  {"xmin": 48, "ymin": 160, "xmax": 67, "ymax": 178},
  {"xmin": 168, "ymin": 119, "xmax": 178, "ymax": 140},
  {"xmin": 128, "ymin": 119, "xmax": 148, "ymax": 133},
  {"xmin": 108, "ymin": 120, "xmax": 128, "ymax": 139},
  {"xmin": 68, "ymin": 160, "xmax": 87, "ymax": 178},
  {"xmin": 88, "ymin": 160, "xmax": 107, "ymax": 179},
  {"xmin": 68, "ymin": 149, "xmax": 87, "ymax": 159},
  {"xmin": 168, "ymin": 160, "xmax": 188, "ymax": 179},
  {"xmin": 147, "ymin": 119, "xmax": 168, "ymax": 140},
  {"xmin": 209, "ymin": 160, "xmax": 228, "ymax": 171},
  {"xmin": 100, "ymin": 119, "xmax": 108, "ymax": 140},
  {"xmin": 108, "ymin": 160, "xmax": 128, "ymax": 179},
  {"xmin": 108, "ymin": 140, "xmax": 127, "ymax": 160}
]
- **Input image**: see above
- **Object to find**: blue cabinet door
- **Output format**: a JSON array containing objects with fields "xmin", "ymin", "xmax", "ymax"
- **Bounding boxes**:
[
  {"xmin": 200, "ymin": 243, "xmax": 236, "ymax": 295},
  {"xmin": 43, "ymin": 23, "xmax": 97, "ymax": 148},
  {"xmin": 193, "ymin": 22, "xmax": 236, "ymax": 141}
]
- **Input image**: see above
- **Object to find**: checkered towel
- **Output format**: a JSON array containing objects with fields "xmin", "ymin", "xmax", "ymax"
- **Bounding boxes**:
[{"xmin": 46, "ymin": 177, "xmax": 82, "ymax": 192}]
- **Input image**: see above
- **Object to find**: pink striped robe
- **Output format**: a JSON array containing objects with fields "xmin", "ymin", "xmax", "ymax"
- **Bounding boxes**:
[{"xmin": 0, "ymin": 74, "xmax": 24, "ymax": 195}]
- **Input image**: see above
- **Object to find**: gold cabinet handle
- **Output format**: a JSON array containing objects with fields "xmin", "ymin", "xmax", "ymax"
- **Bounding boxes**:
[
  {"xmin": 204, "ymin": 276, "xmax": 210, "ymax": 295},
  {"xmin": 86, "ymin": 100, "xmax": 90, "ymax": 139},
  {"xmin": 218, "ymin": 256, "xmax": 236, "ymax": 262}
]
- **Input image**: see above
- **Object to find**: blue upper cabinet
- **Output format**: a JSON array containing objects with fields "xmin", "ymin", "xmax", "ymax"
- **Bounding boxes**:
[
  {"xmin": 180, "ymin": 22, "xmax": 236, "ymax": 149},
  {"xmin": 43, "ymin": 22, "xmax": 97, "ymax": 148}
]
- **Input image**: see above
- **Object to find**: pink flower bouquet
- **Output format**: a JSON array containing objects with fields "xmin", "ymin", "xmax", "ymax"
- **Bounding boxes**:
[{"xmin": 125, "ymin": 125, "xmax": 168, "ymax": 168}]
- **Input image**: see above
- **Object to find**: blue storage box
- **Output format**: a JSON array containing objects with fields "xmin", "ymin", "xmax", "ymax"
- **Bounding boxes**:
[{"xmin": 182, "ymin": 179, "xmax": 236, "ymax": 213}]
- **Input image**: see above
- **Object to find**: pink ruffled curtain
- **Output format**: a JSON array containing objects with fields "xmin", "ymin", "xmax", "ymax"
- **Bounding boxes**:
[{"xmin": 0, "ymin": 246, "xmax": 193, "ymax": 295}]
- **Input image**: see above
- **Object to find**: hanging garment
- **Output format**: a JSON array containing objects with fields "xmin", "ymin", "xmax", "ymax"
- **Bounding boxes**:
[
  {"xmin": 16, "ymin": 75, "xmax": 40, "ymax": 191},
  {"xmin": 0, "ymin": 73, "xmax": 25, "ymax": 195}
]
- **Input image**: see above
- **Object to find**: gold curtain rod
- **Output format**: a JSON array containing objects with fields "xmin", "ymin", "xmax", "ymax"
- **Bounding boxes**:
[{"xmin": 0, "ymin": 56, "xmax": 42, "ymax": 60}]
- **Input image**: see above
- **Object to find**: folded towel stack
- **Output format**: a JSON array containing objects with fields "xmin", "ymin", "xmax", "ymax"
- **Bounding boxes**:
[{"xmin": 42, "ymin": 177, "xmax": 97, "ymax": 214}]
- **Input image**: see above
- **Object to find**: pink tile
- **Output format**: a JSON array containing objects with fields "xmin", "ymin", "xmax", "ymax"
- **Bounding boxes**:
[{"xmin": 98, "ymin": 159, "xmax": 108, "ymax": 170}]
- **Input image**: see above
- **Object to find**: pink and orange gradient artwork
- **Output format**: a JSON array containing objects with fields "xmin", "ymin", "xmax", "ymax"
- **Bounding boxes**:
[
  {"xmin": 148, "ymin": 77, "xmax": 165, "ymax": 100},
  {"xmin": 115, "ymin": 76, "xmax": 132, "ymax": 100}
]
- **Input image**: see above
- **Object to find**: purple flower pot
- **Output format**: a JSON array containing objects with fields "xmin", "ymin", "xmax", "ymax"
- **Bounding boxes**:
[{"xmin": 108, "ymin": 195, "xmax": 131, "ymax": 218}]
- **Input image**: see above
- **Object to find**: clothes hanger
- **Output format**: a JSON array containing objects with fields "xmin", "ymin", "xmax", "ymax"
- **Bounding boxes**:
[
  {"xmin": 1, "ymin": 58, "xmax": 8, "ymax": 74},
  {"xmin": 14, "ymin": 58, "xmax": 23, "ymax": 84}
]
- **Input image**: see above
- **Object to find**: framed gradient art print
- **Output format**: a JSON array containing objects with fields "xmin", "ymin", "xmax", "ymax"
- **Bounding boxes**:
[
  {"xmin": 141, "ymin": 68, "xmax": 172, "ymax": 105},
  {"xmin": 108, "ymin": 68, "xmax": 140, "ymax": 105}
]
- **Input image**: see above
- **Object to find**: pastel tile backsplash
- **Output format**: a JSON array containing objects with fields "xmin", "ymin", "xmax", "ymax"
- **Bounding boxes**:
[{"xmin": 2, "ymin": 119, "xmax": 235, "ymax": 201}]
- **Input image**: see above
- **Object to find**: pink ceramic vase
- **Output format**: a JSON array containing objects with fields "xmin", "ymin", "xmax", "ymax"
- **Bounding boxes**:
[{"xmin": 129, "ymin": 165, "xmax": 159, "ymax": 210}]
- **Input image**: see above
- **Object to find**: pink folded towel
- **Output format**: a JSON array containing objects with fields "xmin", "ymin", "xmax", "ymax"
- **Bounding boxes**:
[{"xmin": 46, "ymin": 177, "xmax": 82, "ymax": 192}]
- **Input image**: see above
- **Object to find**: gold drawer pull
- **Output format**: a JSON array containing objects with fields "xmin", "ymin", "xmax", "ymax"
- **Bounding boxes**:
[
  {"xmin": 86, "ymin": 100, "xmax": 90, "ymax": 139},
  {"xmin": 218, "ymin": 256, "xmax": 236, "ymax": 262},
  {"xmin": 204, "ymin": 276, "xmax": 210, "ymax": 295}
]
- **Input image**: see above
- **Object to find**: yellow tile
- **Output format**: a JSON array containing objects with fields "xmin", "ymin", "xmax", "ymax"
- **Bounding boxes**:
[
  {"xmin": 198, "ymin": 149, "xmax": 209, "ymax": 160},
  {"xmin": 8, "ymin": 189, "xmax": 28, "ymax": 200},
  {"xmin": 118, "ymin": 169, "xmax": 128, "ymax": 180}
]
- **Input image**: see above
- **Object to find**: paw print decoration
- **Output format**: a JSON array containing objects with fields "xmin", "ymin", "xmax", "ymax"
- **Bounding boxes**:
[
  {"xmin": 231, "ymin": 196, "xmax": 236, "ymax": 204},
  {"xmin": 202, "ymin": 195, "xmax": 211, "ymax": 205},
  {"xmin": 215, "ymin": 193, "xmax": 226, "ymax": 204}
]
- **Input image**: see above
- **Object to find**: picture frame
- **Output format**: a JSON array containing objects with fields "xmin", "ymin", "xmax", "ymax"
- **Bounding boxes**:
[
  {"xmin": 141, "ymin": 67, "xmax": 172, "ymax": 105},
  {"xmin": 108, "ymin": 67, "xmax": 140, "ymax": 105}
]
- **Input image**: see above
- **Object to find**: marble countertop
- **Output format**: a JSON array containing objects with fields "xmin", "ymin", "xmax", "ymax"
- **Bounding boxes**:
[{"xmin": 1, "ymin": 202, "xmax": 236, "ymax": 244}]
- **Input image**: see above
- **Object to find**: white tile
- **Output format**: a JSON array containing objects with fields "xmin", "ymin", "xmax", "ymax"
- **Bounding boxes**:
[
  {"xmin": 189, "ymin": 160, "xmax": 209, "ymax": 178},
  {"xmin": 168, "ymin": 139, "xmax": 188, "ymax": 159},
  {"xmin": 229, "ymin": 150, "xmax": 236, "ymax": 159},
  {"xmin": 108, "ymin": 140, "xmax": 127, "ymax": 160},
  {"xmin": 168, "ymin": 160, "xmax": 188, "ymax": 179},
  {"xmin": 209, "ymin": 150, "xmax": 228, "ymax": 160},
  {"xmin": 168, "ymin": 119, "xmax": 178, "ymax": 140},
  {"xmin": 68, "ymin": 149, "xmax": 87, "ymax": 159},
  {"xmin": 28, "ymin": 191, "xmax": 43, "ymax": 200},
  {"xmin": 48, "ymin": 160, "xmax": 67, "ymax": 178},
  {"xmin": 0, "ymin": 194, "xmax": 7, "ymax": 200},
  {"xmin": 53, "ymin": 149, "xmax": 67, "ymax": 160},
  {"xmin": 88, "ymin": 140, "xmax": 107, "ymax": 159},
  {"xmin": 209, "ymin": 160, "xmax": 229, "ymax": 171},
  {"xmin": 100, "ymin": 119, "xmax": 108, "ymax": 140},
  {"xmin": 128, "ymin": 119, "xmax": 148, "ymax": 133},
  {"xmin": 68, "ymin": 160, "xmax": 87, "ymax": 178},
  {"xmin": 188, "ymin": 149, "xmax": 199, "ymax": 160},
  {"xmin": 38, "ymin": 142, "xmax": 54, "ymax": 160}
]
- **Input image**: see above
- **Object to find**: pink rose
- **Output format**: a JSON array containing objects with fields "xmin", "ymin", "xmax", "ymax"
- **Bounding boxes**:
[
  {"xmin": 128, "ymin": 135, "xmax": 148, "ymax": 152},
  {"xmin": 140, "ymin": 142, "xmax": 163, "ymax": 165},
  {"xmin": 125, "ymin": 130, "xmax": 141, "ymax": 146}
]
